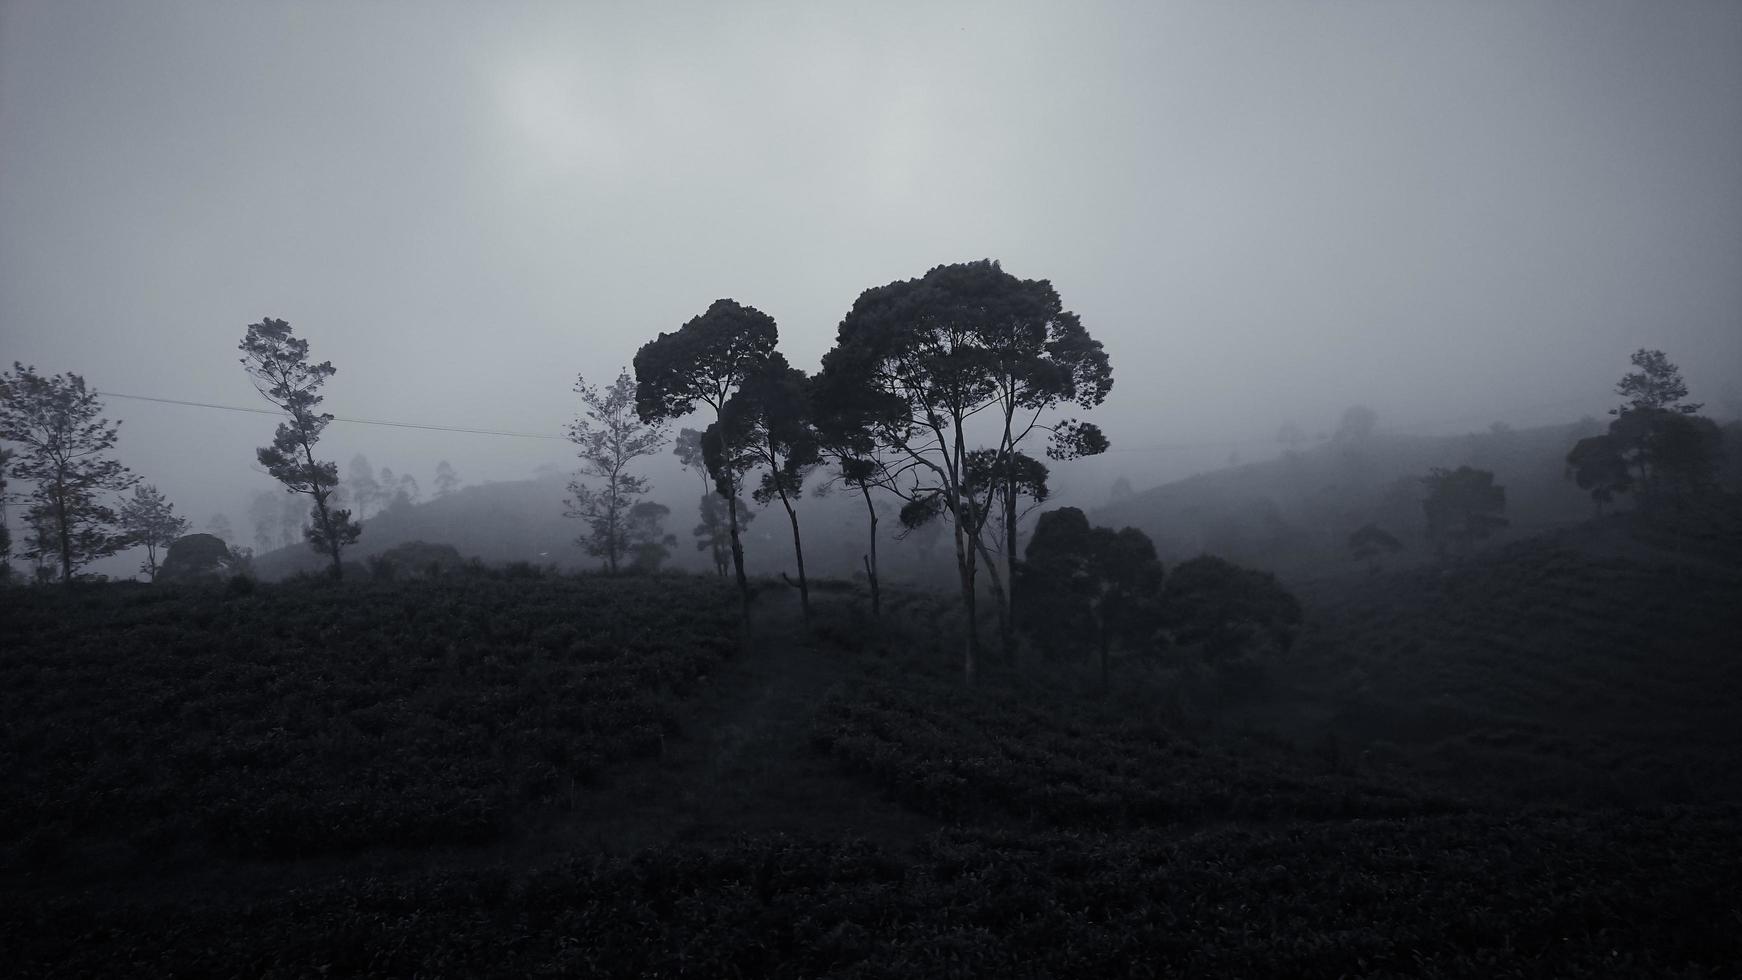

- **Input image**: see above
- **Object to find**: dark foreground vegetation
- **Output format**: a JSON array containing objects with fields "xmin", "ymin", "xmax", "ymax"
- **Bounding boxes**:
[{"xmin": 4, "ymin": 503, "xmax": 1741, "ymax": 976}]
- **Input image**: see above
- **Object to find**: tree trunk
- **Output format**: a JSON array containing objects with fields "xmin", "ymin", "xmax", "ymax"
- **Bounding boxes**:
[
  {"xmin": 971, "ymin": 530, "xmax": 1010, "ymax": 663},
  {"xmin": 1002, "ymin": 445, "xmax": 1019, "ymax": 660},
  {"xmin": 54, "ymin": 478, "xmax": 72, "ymax": 585},
  {"xmin": 860, "ymin": 485, "xmax": 880, "ymax": 618},
  {"xmin": 778, "ymin": 487, "xmax": 811, "ymax": 622}
]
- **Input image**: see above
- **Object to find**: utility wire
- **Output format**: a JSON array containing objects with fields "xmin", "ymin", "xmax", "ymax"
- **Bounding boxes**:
[{"xmin": 94, "ymin": 390, "xmax": 568, "ymax": 442}]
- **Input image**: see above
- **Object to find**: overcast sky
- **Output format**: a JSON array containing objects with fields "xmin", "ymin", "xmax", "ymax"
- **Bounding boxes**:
[{"xmin": 3, "ymin": 0, "xmax": 1740, "ymax": 554}]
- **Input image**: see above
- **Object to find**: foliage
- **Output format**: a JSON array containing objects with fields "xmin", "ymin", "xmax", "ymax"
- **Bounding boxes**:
[
  {"xmin": 711, "ymin": 353, "xmax": 823, "ymax": 617},
  {"xmin": 370, "ymin": 540, "xmax": 467, "ymax": 580},
  {"xmin": 816, "ymin": 259, "xmax": 1112, "ymax": 681},
  {"xmin": 624, "ymin": 501, "xmax": 677, "ymax": 573},
  {"xmin": 238, "ymin": 318, "xmax": 360, "ymax": 577},
  {"xmin": 0, "ymin": 575, "xmax": 738, "ymax": 864},
  {"xmin": 156, "ymin": 532, "xmax": 239, "ymax": 582},
  {"xmin": 1564, "ymin": 433, "xmax": 1631, "ymax": 509},
  {"xmin": 1421, "ymin": 465, "xmax": 1508, "ymax": 557},
  {"xmin": 693, "ymin": 493, "xmax": 753, "ymax": 577},
  {"xmin": 434, "ymin": 459, "xmax": 460, "ymax": 497},
  {"xmin": 0, "ymin": 362, "xmax": 138, "ymax": 583},
  {"xmin": 1161, "ymin": 555, "xmax": 1303, "ymax": 664},
  {"xmin": 565, "ymin": 369, "xmax": 669, "ymax": 574},
  {"xmin": 634, "ymin": 298, "xmax": 779, "ymax": 603},
  {"xmin": 117, "ymin": 484, "xmax": 190, "ymax": 580},
  {"xmin": 1613, "ymin": 347, "xmax": 1700, "ymax": 416},
  {"xmin": 7, "ymin": 809, "xmax": 1740, "ymax": 978},
  {"xmin": 1015, "ymin": 507, "xmax": 1162, "ymax": 690}
]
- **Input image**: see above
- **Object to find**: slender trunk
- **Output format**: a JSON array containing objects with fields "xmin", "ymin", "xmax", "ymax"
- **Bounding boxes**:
[
  {"xmin": 1002, "ymin": 438, "xmax": 1019, "ymax": 659},
  {"xmin": 860, "ymin": 484, "xmax": 880, "ymax": 618},
  {"xmin": 55, "ymin": 477, "xmax": 71, "ymax": 585},
  {"xmin": 779, "ymin": 490, "xmax": 810, "ymax": 622},
  {"xmin": 295, "ymin": 431, "xmax": 341, "ymax": 579},
  {"xmin": 971, "ymin": 530, "xmax": 1010, "ymax": 662},
  {"xmin": 718, "ymin": 423, "xmax": 750, "ymax": 625},
  {"xmin": 146, "ymin": 541, "xmax": 159, "ymax": 580},
  {"xmin": 949, "ymin": 417, "xmax": 978, "ymax": 685}
]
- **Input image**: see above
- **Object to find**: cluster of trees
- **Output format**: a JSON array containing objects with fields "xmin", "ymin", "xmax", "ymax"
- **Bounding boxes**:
[
  {"xmin": 1016, "ymin": 506, "xmax": 1302, "ymax": 692},
  {"xmin": 1566, "ymin": 349, "xmax": 1724, "ymax": 512},
  {"xmin": 597, "ymin": 260, "xmax": 1115, "ymax": 681}
]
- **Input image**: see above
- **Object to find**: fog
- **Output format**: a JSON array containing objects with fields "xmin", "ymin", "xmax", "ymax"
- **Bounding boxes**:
[{"xmin": 3, "ymin": 0, "xmax": 1739, "ymax": 578}]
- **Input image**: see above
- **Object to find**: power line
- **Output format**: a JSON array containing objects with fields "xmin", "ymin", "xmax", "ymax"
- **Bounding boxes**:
[{"xmin": 95, "ymin": 390, "xmax": 569, "ymax": 442}]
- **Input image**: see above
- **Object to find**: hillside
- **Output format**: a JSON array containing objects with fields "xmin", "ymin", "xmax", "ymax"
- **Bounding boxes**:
[
  {"xmin": 1093, "ymin": 419, "xmax": 1617, "ymax": 578},
  {"xmin": 5, "ymin": 507, "xmax": 1740, "ymax": 975}
]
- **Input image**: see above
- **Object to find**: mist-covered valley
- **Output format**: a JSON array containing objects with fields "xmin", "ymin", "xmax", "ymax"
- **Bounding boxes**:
[{"xmin": 4, "ymin": 2, "xmax": 1741, "ymax": 975}]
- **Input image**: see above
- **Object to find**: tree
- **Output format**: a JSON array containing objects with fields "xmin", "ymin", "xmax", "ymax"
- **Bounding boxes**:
[
  {"xmin": 0, "ymin": 363, "xmax": 138, "ymax": 583},
  {"xmin": 238, "ymin": 317, "xmax": 360, "ymax": 578},
  {"xmin": 0, "ymin": 446, "xmax": 14, "ymax": 582},
  {"xmin": 694, "ymin": 492, "xmax": 754, "ymax": 577},
  {"xmin": 625, "ymin": 501, "xmax": 678, "ymax": 573},
  {"xmin": 1016, "ymin": 507, "xmax": 1163, "ymax": 693},
  {"xmin": 816, "ymin": 260, "xmax": 1112, "ymax": 683},
  {"xmin": 1421, "ymin": 466, "xmax": 1508, "ymax": 559},
  {"xmin": 674, "ymin": 428, "xmax": 728, "ymax": 576},
  {"xmin": 710, "ymin": 353, "xmax": 823, "ymax": 620},
  {"xmin": 635, "ymin": 298, "xmax": 779, "ymax": 611},
  {"xmin": 396, "ymin": 472, "xmax": 420, "ymax": 506},
  {"xmin": 1567, "ymin": 350, "xmax": 1721, "ymax": 509},
  {"xmin": 347, "ymin": 454, "xmax": 383, "ymax": 520},
  {"xmin": 566, "ymin": 368, "xmax": 669, "ymax": 574},
  {"xmin": 1565, "ymin": 434, "xmax": 1631, "ymax": 513},
  {"xmin": 205, "ymin": 513, "xmax": 234, "ymax": 543},
  {"xmin": 118, "ymin": 484, "xmax": 190, "ymax": 580},
  {"xmin": 1346, "ymin": 523, "xmax": 1402, "ymax": 575},
  {"xmin": 434, "ymin": 460, "xmax": 460, "ymax": 498},
  {"xmin": 1614, "ymin": 348, "xmax": 1700, "ymax": 417},
  {"xmin": 1162, "ymin": 555, "xmax": 1303, "ymax": 665}
]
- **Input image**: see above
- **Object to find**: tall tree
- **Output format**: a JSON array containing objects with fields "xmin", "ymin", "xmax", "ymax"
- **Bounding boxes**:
[
  {"xmin": 118, "ymin": 484, "xmax": 190, "ymax": 580},
  {"xmin": 434, "ymin": 460, "xmax": 460, "ymax": 498},
  {"xmin": 1565, "ymin": 435, "xmax": 1632, "ymax": 513},
  {"xmin": 816, "ymin": 260, "xmax": 1111, "ymax": 682},
  {"xmin": 0, "ymin": 446, "xmax": 15, "ymax": 582},
  {"xmin": 566, "ymin": 368, "xmax": 669, "ymax": 574},
  {"xmin": 711, "ymin": 353, "xmax": 823, "ymax": 620},
  {"xmin": 205, "ymin": 512, "xmax": 234, "ymax": 544},
  {"xmin": 238, "ymin": 318, "xmax": 360, "ymax": 578},
  {"xmin": 1614, "ymin": 348, "xmax": 1701, "ymax": 417},
  {"xmin": 0, "ymin": 446, "xmax": 13, "ymax": 576},
  {"xmin": 0, "ymin": 363, "xmax": 138, "ymax": 583},
  {"xmin": 634, "ymin": 298, "xmax": 779, "ymax": 610},
  {"xmin": 1421, "ymin": 466, "xmax": 1508, "ymax": 559},
  {"xmin": 812, "ymin": 393, "xmax": 909, "ymax": 619}
]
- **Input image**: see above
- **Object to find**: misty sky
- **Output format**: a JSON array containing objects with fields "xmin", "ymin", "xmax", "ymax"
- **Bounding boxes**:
[{"xmin": 3, "ymin": 1, "xmax": 1740, "ymax": 561}]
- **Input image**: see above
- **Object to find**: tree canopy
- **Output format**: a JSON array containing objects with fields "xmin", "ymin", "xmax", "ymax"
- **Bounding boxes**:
[{"xmin": 0, "ymin": 362, "xmax": 138, "ymax": 583}]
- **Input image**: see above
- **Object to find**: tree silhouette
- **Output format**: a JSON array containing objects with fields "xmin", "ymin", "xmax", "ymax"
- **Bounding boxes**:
[
  {"xmin": 635, "ymin": 298, "xmax": 778, "ymax": 611},
  {"xmin": 817, "ymin": 260, "xmax": 1111, "ymax": 683},
  {"xmin": 434, "ymin": 460, "xmax": 460, "ymax": 498},
  {"xmin": 348, "ymin": 454, "xmax": 382, "ymax": 519},
  {"xmin": 1017, "ymin": 507, "xmax": 1162, "ymax": 693},
  {"xmin": 238, "ymin": 318, "xmax": 359, "ymax": 578},
  {"xmin": 565, "ymin": 369, "xmax": 668, "ymax": 574},
  {"xmin": 711, "ymin": 353, "xmax": 822, "ymax": 620},
  {"xmin": 118, "ymin": 484, "xmax": 190, "ymax": 580},
  {"xmin": 0, "ymin": 363, "xmax": 138, "ymax": 583},
  {"xmin": 625, "ymin": 501, "xmax": 678, "ymax": 573},
  {"xmin": 674, "ymin": 428, "xmax": 728, "ymax": 576},
  {"xmin": 1421, "ymin": 466, "xmax": 1508, "ymax": 559}
]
